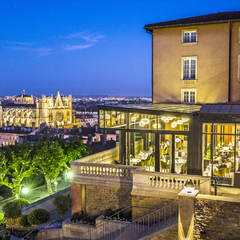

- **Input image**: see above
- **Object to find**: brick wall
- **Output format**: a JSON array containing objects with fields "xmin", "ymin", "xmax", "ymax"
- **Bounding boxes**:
[
  {"xmin": 194, "ymin": 198, "xmax": 240, "ymax": 239},
  {"xmin": 145, "ymin": 226, "xmax": 178, "ymax": 240},
  {"xmin": 132, "ymin": 195, "xmax": 176, "ymax": 220},
  {"xmin": 85, "ymin": 184, "xmax": 132, "ymax": 216}
]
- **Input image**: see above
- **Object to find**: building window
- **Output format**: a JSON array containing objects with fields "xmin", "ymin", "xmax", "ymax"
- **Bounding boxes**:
[
  {"xmin": 181, "ymin": 56, "xmax": 197, "ymax": 81},
  {"xmin": 182, "ymin": 29, "xmax": 198, "ymax": 45},
  {"xmin": 181, "ymin": 89, "xmax": 197, "ymax": 103}
]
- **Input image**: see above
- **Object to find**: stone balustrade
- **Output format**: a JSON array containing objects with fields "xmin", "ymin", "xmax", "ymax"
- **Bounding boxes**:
[
  {"xmin": 72, "ymin": 162, "xmax": 138, "ymax": 179},
  {"xmin": 132, "ymin": 171, "xmax": 211, "ymax": 197}
]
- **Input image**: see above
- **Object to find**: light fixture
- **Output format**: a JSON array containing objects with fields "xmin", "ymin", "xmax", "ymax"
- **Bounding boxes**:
[
  {"xmin": 171, "ymin": 122, "xmax": 177, "ymax": 128},
  {"xmin": 182, "ymin": 118, "xmax": 189, "ymax": 122},
  {"xmin": 184, "ymin": 180, "xmax": 195, "ymax": 193},
  {"xmin": 139, "ymin": 118, "xmax": 149, "ymax": 127},
  {"xmin": 22, "ymin": 187, "xmax": 29, "ymax": 194},
  {"xmin": 67, "ymin": 172, "xmax": 72, "ymax": 178},
  {"xmin": 153, "ymin": 123, "xmax": 161, "ymax": 129},
  {"xmin": 177, "ymin": 120, "xmax": 183, "ymax": 125}
]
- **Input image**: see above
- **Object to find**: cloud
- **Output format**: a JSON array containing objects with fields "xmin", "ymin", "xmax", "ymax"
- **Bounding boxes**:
[
  {"xmin": 3, "ymin": 46, "xmax": 52, "ymax": 57},
  {"xmin": 60, "ymin": 31, "xmax": 104, "ymax": 51},
  {"xmin": 61, "ymin": 43, "xmax": 94, "ymax": 51}
]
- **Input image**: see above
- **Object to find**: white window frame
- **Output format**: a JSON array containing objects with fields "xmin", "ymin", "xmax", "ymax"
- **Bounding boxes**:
[
  {"xmin": 182, "ymin": 29, "xmax": 198, "ymax": 45},
  {"xmin": 181, "ymin": 88, "xmax": 197, "ymax": 104},
  {"xmin": 181, "ymin": 56, "xmax": 197, "ymax": 81}
]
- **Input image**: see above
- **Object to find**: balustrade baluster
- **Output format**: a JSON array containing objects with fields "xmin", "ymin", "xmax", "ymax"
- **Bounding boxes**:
[{"xmin": 167, "ymin": 177, "xmax": 171, "ymax": 188}]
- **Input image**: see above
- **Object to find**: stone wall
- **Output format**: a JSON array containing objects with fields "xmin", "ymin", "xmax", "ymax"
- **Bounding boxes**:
[
  {"xmin": 85, "ymin": 184, "xmax": 132, "ymax": 216},
  {"xmin": 132, "ymin": 195, "xmax": 177, "ymax": 220},
  {"xmin": 194, "ymin": 198, "xmax": 240, "ymax": 240},
  {"xmin": 145, "ymin": 226, "xmax": 178, "ymax": 240}
]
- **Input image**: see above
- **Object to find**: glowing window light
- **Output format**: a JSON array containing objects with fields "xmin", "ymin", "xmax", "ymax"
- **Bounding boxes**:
[
  {"xmin": 121, "ymin": 114, "xmax": 125, "ymax": 120},
  {"xmin": 131, "ymin": 117, "xmax": 137, "ymax": 122},
  {"xmin": 139, "ymin": 118, "xmax": 149, "ymax": 127},
  {"xmin": 171, "ymin": 122, "xmax": 177, "ymax": 128},
  {"xmin": 177, "ymin": 120, "xmax": 183, "ymax": 125},
  {"xmin": 161, "ymin": 117, "xmax": 176, "ymax": 123},
  {"xmin": 153, "ymin": 123, "xmax": 161, "ymax": 129},
  {"xmin": 112, "ymin": 111, "xmax": 116, "ymax": 115},
  {"xmin": 182, "ymin": 118, "xmax": 189, "ymax": 122},
  {"xmin": 105, "ymin": 114, "xmax": 110, "ymax": 119}
]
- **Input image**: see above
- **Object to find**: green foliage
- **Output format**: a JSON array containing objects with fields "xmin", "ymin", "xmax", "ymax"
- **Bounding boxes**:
[
  {"xmin": 82, "ymin": 212, "xmax": 89, "ymax": 222},
  {"xmin": 52, "ymin": 194, "xmax": 72, "ymax": 221},
  {"xmin": 105, "ymin": 208, "xmax": 112, "ymax": 217},
  {"xmin": 28, "ymin": 209, "xmax": 50, "ymax": 225},
  {"xmin": 71, "ymin": 211, "xmax": 83, "ymax": 221},
  {"xmin": 0, "ymin": 213, "xmax": 6, "ymax": 230},
  {"xmin": 19, "ymin": 215, "xmax": 31, "ymax": 227},
  {"xmin": 2, "ymin": 201, "xmax": 21, "ymax": 219},
  {"xmin": 11, "ymin": 198, "xmax": 30, "ymax": 209},
  {"xmin": 0, "ymin": 138, "xmax": 87, "ymax": 196}
]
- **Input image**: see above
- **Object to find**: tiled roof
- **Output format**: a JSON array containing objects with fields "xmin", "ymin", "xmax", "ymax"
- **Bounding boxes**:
[{"xmin": 144, "ymin": 11, "xmax": 240, "ymax": 31}]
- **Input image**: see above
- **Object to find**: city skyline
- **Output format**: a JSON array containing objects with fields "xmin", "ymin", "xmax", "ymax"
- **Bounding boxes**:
[{"xmin": 1, "ymin": 0, "xmax": 239, "ymax": 96}]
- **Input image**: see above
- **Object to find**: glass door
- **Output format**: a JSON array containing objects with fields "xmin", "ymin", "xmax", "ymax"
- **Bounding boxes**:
[{"xmin": 159, "ymin": 134, "xmax": 172, "ymax": 173}]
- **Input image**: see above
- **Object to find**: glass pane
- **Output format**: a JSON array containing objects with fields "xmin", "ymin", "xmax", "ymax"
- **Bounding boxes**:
[
  {"xmin": 175, "ymin": 135, "xmax": 187, "ymax": 174},
  {"xmin": 213, "ymin": 134, "xmax": 234, "ymax": 186},
  {"xmin": 236, "ymin": 136, "xmax": 240, "ymax": 172},
  {"xmin": 158, "ymin": 115, "xmax": 189, "ymax": 131},
  {"xmin": 104, "ymin": 110, "xmax": 126, "ymax": 128},
  {"xmin": 190, "ymin": 91, "xmax": 195, "ymax": 103},
  {"xmin": 129, "ymin": 113, "xmax": 157, "ymax": 130},
  {"xmin": 202, "ymin": 134, "xmax": 211, "ymax": 176},
  {"xmin": 99, "ymin": 110, "xmax": 104, "ymax": 128},
  {"xmin": 213, "ymin": 124, "xmax": 235, "ymax": 134},
  {"xmin": 128, "ymin": 132, "xmax": 155, "ymax": 171},
  {"xmin": 203, "ymin": 124, "xmax": 212, "ymax": 133},
  {"xmin": 184, "ymin": 92, "xmax": 189, "ymax": 102},
  {"xmin": 160, "ymin": 134, "xmax": 172, "ymax": 173}
]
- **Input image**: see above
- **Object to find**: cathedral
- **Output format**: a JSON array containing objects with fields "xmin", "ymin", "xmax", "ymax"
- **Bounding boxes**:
[{"xmin": 0, "ymin": 92, "xmax": 72, "ymax": 128}]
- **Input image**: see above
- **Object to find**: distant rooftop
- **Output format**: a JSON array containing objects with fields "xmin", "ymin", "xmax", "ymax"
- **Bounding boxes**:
[
  {"xmin": 100, "ymin": 103, "xmax": 202, "ymax": 114},
  {"xmin": 144, "ymin": 11, "xmax": 240, "ymax": 32}
]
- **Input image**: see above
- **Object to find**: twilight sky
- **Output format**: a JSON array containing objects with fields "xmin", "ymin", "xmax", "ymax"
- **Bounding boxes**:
[{"xmin": 0, "ymin": 0, "xmax": 239, "ymax": 97}]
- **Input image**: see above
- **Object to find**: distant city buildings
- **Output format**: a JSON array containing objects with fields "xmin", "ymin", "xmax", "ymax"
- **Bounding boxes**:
[{"xmin": 0, "ymin": 91, "xmax": 72, "ymax": 128}]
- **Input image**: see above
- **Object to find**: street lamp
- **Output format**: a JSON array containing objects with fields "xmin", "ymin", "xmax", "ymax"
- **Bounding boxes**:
[
  {"xmin": 22, "ymin": 187, "xmax": 29, "ymax": 194},
  {"xmin": 65, "ymin": 170, "xmax": 72, "ymax": 188}
]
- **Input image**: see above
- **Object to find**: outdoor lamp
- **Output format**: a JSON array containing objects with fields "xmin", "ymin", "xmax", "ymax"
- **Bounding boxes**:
[
  {"xmin": 22, "ymin": 187, "xmax": 29, "ymax": 194},
  {"xmin": 67, "ymin": 171, "xmax": 72, "ymax": 178},
  {"xmin": 184, "ymin": 180, "xmax": 195, "ymax": 193}
]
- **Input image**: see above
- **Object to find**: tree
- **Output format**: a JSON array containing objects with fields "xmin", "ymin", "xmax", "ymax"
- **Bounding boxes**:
[
  {"xmin": 0, "ymin": 143, "xmax": 35, "ymax": 198},
  {"xmin": 32, "ymin": 140, "xmax": 66, "ymax": 195},
  {"xmin": 52, "ymin": 194, "xmax": 72, "ymax": 221}
]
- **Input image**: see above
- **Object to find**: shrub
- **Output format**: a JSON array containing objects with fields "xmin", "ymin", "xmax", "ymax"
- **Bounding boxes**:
[
  {"xmin": 71, "ymin": 211, "xmax": 83, "ymax": 222},
  {"xmin": 19, "ymin": 215, "xmax": 31, "ymax": 227},
  {"xmin": 105, "ymin": 208, "xmax": 112, "ymax": 217},
  {"xmin": 2, "ymin": 201, "xmax": 21, "ymax": 219},
  {"xmin": 82, "ymin": 212, "xmax": 89, "ymax": 222},
  {"xmin": 11, "ymin": 198, "xmax": 30, "ymax": 209},
  {"xmin": 28, "ymin": 209, "xmax": 50, "ymax": 225}
]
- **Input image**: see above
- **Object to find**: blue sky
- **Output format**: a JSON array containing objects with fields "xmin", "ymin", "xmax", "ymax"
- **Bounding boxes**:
[{"xmin": 0, "ymin": 0, "xmax": 239, "ymax": 97}]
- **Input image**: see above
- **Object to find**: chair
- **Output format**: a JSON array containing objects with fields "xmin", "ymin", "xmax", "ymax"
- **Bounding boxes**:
[
  {"xmin": 161, "ymin": 161, "xmax": 169, "ymax": 172},
  {"xmin": 213, "ymin": 168, "xmax": 226, "ymax": 177},
  {"xmin": 181, "ymin": 164, "xmax": 187, "ymax": 174}
]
